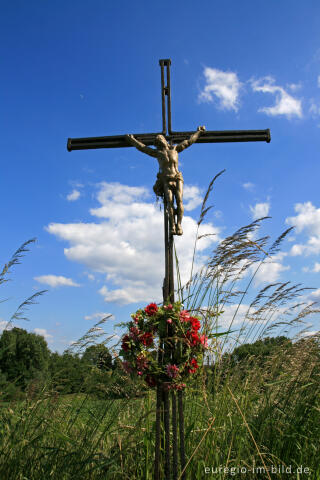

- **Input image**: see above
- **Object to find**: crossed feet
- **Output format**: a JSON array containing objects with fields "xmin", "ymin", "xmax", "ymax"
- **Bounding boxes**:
[{"xmin": 171, "ymin": 224, "xmax": 183, "ymax": 236}]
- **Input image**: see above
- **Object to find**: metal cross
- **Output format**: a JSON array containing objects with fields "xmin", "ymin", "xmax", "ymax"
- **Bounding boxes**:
[
  {"xmin": 67, "ymin": 59, "xmax": 270, "ymax": 480},
  {"xmin": 67, "ymin": 59, "xmax": 270, "ymax": 305}
]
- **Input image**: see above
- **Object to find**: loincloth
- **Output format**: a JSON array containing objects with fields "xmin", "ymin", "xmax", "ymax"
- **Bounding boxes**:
[{"xmin": 153, "ymin": 171, "xmax": 183, "ymax": 197}]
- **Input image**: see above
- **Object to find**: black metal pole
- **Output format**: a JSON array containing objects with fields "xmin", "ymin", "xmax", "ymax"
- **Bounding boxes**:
[
  {"xmin": 172, "ymin": 391, "xmax": 178, "ymax": 480},
  {"xmin": 159, "ymin": 60, "xmax": 167, "ymax": 136},
  {"xmin": 160, "ymin": 58, "xmax": 178, "ymax": 480},
  {"xmin": 164, "ymin": 389, "xmax": 171, "ymax": 479},
  {"xmin": 154, "ymin": 383, "xmax": 162, "ymax": 480},
  {"xmin": 178, "ymin": 390, "xmax": 186, "ymax": 479},
  {"xmin": 166, "ymin": 59, "xmax": 172, "ymax": 135}
]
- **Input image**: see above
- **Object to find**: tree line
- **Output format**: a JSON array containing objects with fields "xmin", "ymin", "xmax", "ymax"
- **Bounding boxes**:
[
  {"xmin": 1, "ymin": 327, "xmax": 315, "ymax": 402},
  {"xmin": 0, "ymin": 327, "xmax": 142, "ymax": 401}
]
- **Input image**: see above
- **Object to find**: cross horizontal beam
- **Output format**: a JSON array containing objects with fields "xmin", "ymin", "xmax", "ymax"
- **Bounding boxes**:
[{"xmin": 67, "ymin": 129, "xmax": 270, "ymax": 151}]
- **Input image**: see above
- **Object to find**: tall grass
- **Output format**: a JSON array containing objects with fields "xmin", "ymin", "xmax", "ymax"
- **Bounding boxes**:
[{"xmin": 0, "ymin": 181, "xmax": 319, "ymax": 479}]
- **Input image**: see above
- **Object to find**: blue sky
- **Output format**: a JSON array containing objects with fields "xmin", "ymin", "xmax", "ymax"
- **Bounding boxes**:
[{"xmin": 1, "ymin": 1, "xmax": 320, "ymax": 352}]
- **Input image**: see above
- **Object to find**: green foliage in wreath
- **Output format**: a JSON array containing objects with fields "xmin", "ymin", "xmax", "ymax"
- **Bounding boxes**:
[{"xmin": 119, "ymin": 301, "xmax": 209, "ymax": 390}]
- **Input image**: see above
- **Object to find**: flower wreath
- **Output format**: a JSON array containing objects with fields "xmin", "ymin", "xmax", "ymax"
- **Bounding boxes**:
[{"xmin": 119, "ymin": 301, "xmax": 208, "ymax": 391}]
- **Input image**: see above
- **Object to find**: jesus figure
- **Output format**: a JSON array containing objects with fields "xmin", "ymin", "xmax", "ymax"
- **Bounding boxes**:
[{"xmin": 126, "ymin": 126, "xmax": 206, "ymax": 235}]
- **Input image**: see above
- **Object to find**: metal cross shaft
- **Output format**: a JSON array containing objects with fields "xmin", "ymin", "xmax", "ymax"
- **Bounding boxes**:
[{"xmin": 67, "ymin": 128, "xmax": 270, "ymax": 151}]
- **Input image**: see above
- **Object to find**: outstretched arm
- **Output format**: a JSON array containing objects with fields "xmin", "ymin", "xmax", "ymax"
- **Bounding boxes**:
[
  {"xmin": 175, "ymin": 126, "xmax": 206, "ymax": 153},
  {"xmin": 125, "ymin": 134, "xmax": 158, "ymax": 158}
]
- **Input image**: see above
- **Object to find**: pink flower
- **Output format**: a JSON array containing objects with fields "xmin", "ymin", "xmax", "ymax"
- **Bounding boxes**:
[
  {"xmin": 163, "ymin": 382, "xmax": 173, "ymax": 391},
  {"xmin": 200, "ymin": 335, "xmax": 208, "ymax": 348},
  {"xmin": 174, "ymin": 383, "xmax": 186, "ymax": 391},
  {"xmin": 164, "ymin": 304, "xmax": 173, "ymax": 311},
  {"xmin": 179, "ymin": 310, "xmax": 190, "ymax": 322},
  {"xmin": 137, "ymin": 371, "xmax": 143, "ymax": 376},
  {"xmin": 167, "ymin": 318, "xmax": 173, "ymax": 324},
  {"xmin": 166, "ymin": 364, "xmax": 180, "ymax": 378}
]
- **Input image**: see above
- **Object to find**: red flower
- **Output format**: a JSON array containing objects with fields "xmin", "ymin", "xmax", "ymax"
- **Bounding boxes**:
[
  {"xmin": 189, "ymin": 317, "xmax": 201, "ymax": 331},
  {"xmin": 140, "ymin": 332, "xmax": 153, "ymax": 346},
  {"xmin": 145, "ymin": 303, "xmax": 158, "ymax": 316},
  {"xmin": 188, "ymin": 358, "xmax": 199, "ymax": 374},
  {"xmin": 186, "ymin": 331, "xmax": 201, "ymax": 346},
  {"xmin": 129, "ymin": 326, "xmax": 140, "ymax": 339},
  {"xmin": 121, "ymin": 334, "xmax": 131, "ymax": 352}
]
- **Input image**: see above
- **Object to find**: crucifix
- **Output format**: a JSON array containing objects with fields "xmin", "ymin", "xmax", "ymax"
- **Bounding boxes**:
[{"xmin": 67, "ymin": 59, "xmax": 270, "ymax": 480}]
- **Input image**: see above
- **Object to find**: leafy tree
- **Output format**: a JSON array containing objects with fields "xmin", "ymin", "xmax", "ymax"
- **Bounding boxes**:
[
  {"xmin": 230, "ymin": 336, "xmax": 291, "ymax": 367},
  {"xmin": 211, "ymin": 336, "xmax": 293, "ymax": 388},
  {"xmin": 49, "ymin": 351, "xmax": 85, "ymax": 394},
  {"xmin": 81, "ymin": 344, "xmax": 113, "ymax": 370},
  {"xmin": 0, "ymin": 327, "xmax": 50, "ymax": 389}
]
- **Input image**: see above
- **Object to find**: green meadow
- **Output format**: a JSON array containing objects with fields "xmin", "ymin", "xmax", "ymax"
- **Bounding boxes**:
[{"xmin": 1, "ymin": 184, "xmax": 319, "ymax": 479}]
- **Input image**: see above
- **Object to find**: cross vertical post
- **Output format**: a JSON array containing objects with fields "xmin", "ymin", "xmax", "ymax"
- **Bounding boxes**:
[
  {"xmin": 158, "ymin": 58, "xmax": 177, "ymax": 480},
  {"xmin": 159, "ymin": 59, "xmax": 175, "ymax": 304}
]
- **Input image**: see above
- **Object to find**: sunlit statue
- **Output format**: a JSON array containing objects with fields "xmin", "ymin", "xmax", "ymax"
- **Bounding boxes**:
[{"xmin": 126, "ymin": 126, "xmax": 206, "ymax": 235}]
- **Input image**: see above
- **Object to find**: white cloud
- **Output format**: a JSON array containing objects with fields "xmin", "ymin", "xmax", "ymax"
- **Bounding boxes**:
[
  {"xmin": 34, "ymin": 328, "xmax": 53, "ymax": 341},
  {"xmin": 243, "ymin": 182, "xmax": 255, "ymax": 192},
  {"xmin": 249, "ymin": 202, "xmax": 270, "ymax": 220},
  {"xmin": 286, "ymin": 202, "xmax": 320, "ymax": 256},
  {"xmin": 84, "ymin": 312, "xmax": 114, "ymax": 321},
  {"xmin": 250, "ymin": 252, "xmax": 289, "ymax": 286},
  {"xmin": 47, "ymin": 182, "xmax": 221, "ymax": 305},
  {"xmin": 183, "ymin": 185, "xmax": 203, "ymax": 211},
  {"xmin": 287, "ymin": 83, "xmax": 302, "ymax": 92},
  {"xmin": 218, "ymin": 304, "xmax": 252, "ymax": 329},
  {"xmin": 251, "ymin": 76, "xmax": 302, "ymax": 119},
  {"xmin": 213, "ymin": 210, "xmax": 222, "ymax": 219},
  {"xmin": 312, "ymin": 262, "xmax": 320, "ymax": 272},
  {"xmin": 34, "ymin": 275, "xmax": 80, "ymax": 288},
  {"xmin": 199, "ymin": 67, "xmax": 242, "ymax": 111},
  {"xmin": 67, "ymin": 189, "xmax": 81, "ymax": 201},
  {"xmin": 309, "ymin": 100, "xmax": 320, "ymax": 117},
  {"xmin": 310, "ymin": 288, "xmax": 320, "ymax": 299},
  {"xmin": 304, "ymin": 262, "xmax": 320, "ymax": 273},
  {"xmin": 253, "ymin": 259, "xmax": 290, "ymax": 286},
  {"xmin": 0, "ymin": 320, "xmax": 11, "ymax": 332}
]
